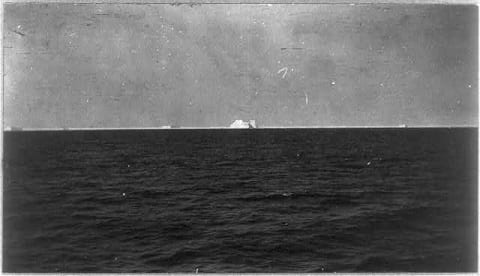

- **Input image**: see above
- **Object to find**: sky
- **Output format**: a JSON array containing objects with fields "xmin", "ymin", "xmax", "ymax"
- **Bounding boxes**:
[{"xmin": 3, "ymin": 3, "xmax": 478, "ymax": 128}]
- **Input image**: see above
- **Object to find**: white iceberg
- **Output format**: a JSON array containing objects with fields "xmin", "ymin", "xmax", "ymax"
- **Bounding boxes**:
[{"xmin": 229, "ymin": 120, "xmax": 257, "ymax": 128}]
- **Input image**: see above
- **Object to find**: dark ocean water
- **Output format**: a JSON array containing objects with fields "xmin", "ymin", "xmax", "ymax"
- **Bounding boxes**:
[{"xmin": 3, "ymin": 128, "xmax": 478, "ymax": 272}]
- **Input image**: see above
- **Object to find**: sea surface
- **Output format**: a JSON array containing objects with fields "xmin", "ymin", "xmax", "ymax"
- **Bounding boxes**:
[{"xmin": 3, "ymin": 128, "xmax": 478, "ymax": 272}]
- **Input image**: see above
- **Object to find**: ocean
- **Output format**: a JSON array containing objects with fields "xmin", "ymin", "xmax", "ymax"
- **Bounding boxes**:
[{"xmin": 3, "ymin": 128, "xmax": 477, "ymax": 272}]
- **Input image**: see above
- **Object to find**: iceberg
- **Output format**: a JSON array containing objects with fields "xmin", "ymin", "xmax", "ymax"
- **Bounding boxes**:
[
  {"xmin": 229, "ymin": 120, "xmax": 257, "ymax": 129},
  {"xmin": 4, "ymin": 126, "xmax": 23, "ymax": 131}
]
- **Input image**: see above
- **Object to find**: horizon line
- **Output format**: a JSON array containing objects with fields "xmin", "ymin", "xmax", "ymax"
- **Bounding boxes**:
[{"xmin": 3, "ymin": 125, "xmax": 478, "ymax": 131}]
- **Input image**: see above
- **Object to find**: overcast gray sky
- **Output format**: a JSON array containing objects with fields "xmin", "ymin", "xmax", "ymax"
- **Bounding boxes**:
[{"xmin": 4, "ymin": 3, "xmax": 478, "ymax": 128}]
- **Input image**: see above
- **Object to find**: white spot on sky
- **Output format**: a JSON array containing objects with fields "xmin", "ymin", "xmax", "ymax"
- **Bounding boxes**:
[
  {"xmin": 331, "ymin": 81, "xmax": 336, "ymax": 85},
  {"xmin": 468, "ymin": 84, "xmax": 472, "ymax": 88}
]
